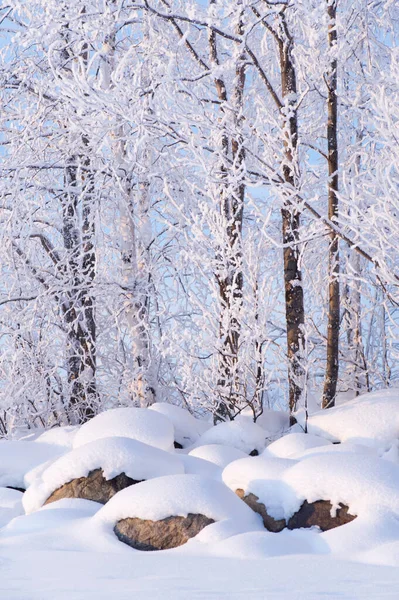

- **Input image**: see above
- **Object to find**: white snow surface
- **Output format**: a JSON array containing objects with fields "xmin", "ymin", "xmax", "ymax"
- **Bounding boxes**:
[
  {"xmin": 252, "ymin": 409, "xmax": 290, "ymax": 441},
  {"xmin": 266, "ymin": 432, "xmax": 332, "ymax": 458},
  {"xmin": 0, "ymin": 440, "xmax": 64, "ymax": 488},
  {"xmin": 188, "ymin": 444, "xmax": 247, "ymax": 468},
  {"xmin": 95, "ymin": 474, "xmax": 260, "ymax": 526},
  {"xmin": 179, "ymin": 454, "xmax": 222, "ymax": 479},
  {"xmin": 23, "ymin": 436, "xmax": 184, "ymax": 514},
  {"xmin": 297, "ymin": 388, "xmax": 399, "ymax": 448},
  {"xmin": 149, "ymin": 402, "xmax": 210, "ymax": 447},
  {"xmin": 34, "ymin": 426, "xmax": 79, "ymax": 449},
  {"xmin": 0, "ymin": 487, "xmax": 23, "ymax": 528},
  {"xmin": 194, "ymin": 419, "xmax": 266, "ymax": 454},
  {"xmin": 73, "ymin": 407, "xmax": 175, "ymax": 451}
]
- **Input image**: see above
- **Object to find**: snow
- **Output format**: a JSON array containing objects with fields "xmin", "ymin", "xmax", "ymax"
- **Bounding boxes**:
[
  {"xmin": 73, "ymin": 407, "xmax": 175, "ymax": 451},
  {"xmin": 149, "ymin": 402, "xmax": 211, "ymax": 447},
  {"xmin": 23, "ymin": 436, "xmax": 184, "ymax": 514},
  {"xmin": 0, "ymin": 440, "xmax": 64, "ymax": 489},
  {"xmin": 193, "ymin": 419, "xmax": 266, "ymax": 454},
  {"xmin": 266, "ymin": 432, "xmax": 332, "ymax": 458},
  {"xmin": 297, "ymin": 389, "xmax": 399, "ymax": 448},
  {"xmin": 34, "ymin": 426, "xmax": 79, "ymax": 449},
  {"xmin": 1, "ymin": 551, "xmax": 399, "ymax": 599},
  {"xmin": 0, "ymin": 487, "xmax": 23, "ymax": 528},
  {"xmin": 252, "ymin": 409, "xmax": 290, "ymax": 442},
  {"xmin": 95, "ymin": 474, "xmax": 260, "ymax": 527},
  {"xmin": 222, "ymin": 456, "xmax": 298, "ymax": 520},
  {"xmin": 179, "ymin": 454, "xmax": 222, "ymax": 479},
  {"xmin": 188, "ymin": 444, "xmax": 247, "ymax": 468}
]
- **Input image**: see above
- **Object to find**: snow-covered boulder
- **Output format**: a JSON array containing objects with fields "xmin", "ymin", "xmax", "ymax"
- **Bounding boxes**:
[
  {"xmin": 96, "ymin": 474, "xmax": 260, "ymax": 551},
  {"xmin": 73, "ymin": 407, "xmax": 175, "ymax": 451},
  {"xmin": 188, "ymin": 444, "xmax": 247, "ymax": 468},
  {"xmin": 297, "ymin": 389, "xmax": 399, "ymax": 449},
  {"xmin": 34, "ymin": 426, "xmax": 79, "ymax": 449},
  {"xmin": 23, "ymin": 437, "xmax": 184, "ymax": 514},
  {"xmin": 224, "ymin": 452, "xmax": 399, "ymax": 532},
  {"xmin": 266, "ymin": 432, "xmax": 332, "ymax": 459},
  {"xmin": 0, "ymin": 440, "xmax": 64, "ymax": 490},
  {"xmin": 148, "ymin": 403, "xmax": 211, "ymax": 448},
  {"xmin": 194, "ymin": 420, "xmax": 266, "ymax": 455},
  {"xmin": 223, "ymin": 456, "xmax": 296, "ymax": 531}
]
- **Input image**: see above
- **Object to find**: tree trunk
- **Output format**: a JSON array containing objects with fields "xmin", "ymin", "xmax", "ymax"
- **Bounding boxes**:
[
  {"xmin": 209, "ymin": 2, "xmax": 246, "ymax": 422},
  {"xmin": 278, "ymin": 16, "xmax": 305, "ymax": 414},
  {"xmin": 322, "ymin": 0, "xmax": 340, "ymax": 409}
]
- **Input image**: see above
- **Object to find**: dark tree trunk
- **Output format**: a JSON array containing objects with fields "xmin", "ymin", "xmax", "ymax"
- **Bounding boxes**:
[
  {"xmin": 278, "ymin": 16, "xmax": 305, "ymax": 414},
  {"xmin": 322, "ymin": 0, "xmax": 340, "ymax": 409}
]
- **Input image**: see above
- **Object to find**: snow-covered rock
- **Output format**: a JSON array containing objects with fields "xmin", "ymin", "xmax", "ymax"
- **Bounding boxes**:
[
  {"xmin": 96, "ymin": 474, "xmax": 260, "ymax": 530},
  {"xmin": 149, "ymin": 403, "xmax": 211, "ymax": 448},
  {"xmin": 252, "ymin": 410, "xmax": 290, "ymax": 442},
  {"xmin": 23, "ymin": 437, "xmax": 184, "ymax": 514},
  {"xmin": 266, "ymin": 432, "xmax": 332, "ymax": 459},
  {"xmin": 297, "ymin": 389, "xmax": 399, "ymax": 448},
  {"xmin": 188, "ymin": 444, "xmax": 247, "ymax": 468},
  {"xmin": 34, "ymin": 426, "xmax": 79, "ymax": 449},
  {"xmin": 179, "ymin": 455, "xmax": 221, "ymax": 480},
  {"xmin": 0, "ymin": 440, "xmax": 64, "ymax": 489},
  {"xmin": 73, "ymin": 407, "xmax": 175, "ymax": 451},
  {"xmin": 194, "ymin": 420, "xmax": 266, "ymax": 454}
]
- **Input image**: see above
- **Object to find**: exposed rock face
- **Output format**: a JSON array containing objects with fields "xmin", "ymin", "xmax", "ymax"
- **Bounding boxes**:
[
  {"xmin": 114, "ymin": 513, "xmax": 215, "ymax": 551},
  {"xmin": 235, "ymin": 489, "xmax": 286, "ymax": 532},
  {"xmin": 287, "ymin": 500, "xmax": 356, "ymax": 531},
  {"xmin": 236, "ymin": 489, "xmax": 356, "ymax": 532},
  {"xmin": 44, "ymin": 469, "xmax": 140, "ymax": 506}
]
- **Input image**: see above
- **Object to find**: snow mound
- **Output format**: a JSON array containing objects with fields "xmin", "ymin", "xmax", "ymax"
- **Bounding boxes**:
[
  {"xmin": 253, "ymin": 410, "xmax": 290, "ymax": 442},
  {"xmin": 266, "ymin": 432, "xmax": 332, "ymax": 459},
  {"xmin": 0, "ymin": 440, "xmax": 64, "ymax": 489},
  {"xmin": 95, "ymin": 474, "xmax": 260, "ymax": 527},
  {"xmin": 222, "ymin": 456, "xmax": 298, "ymax": 520},
  {"xmin": 73, "ymin": 407, "xmax": 174, "ymax": 451},
  {"xmin": 34, "ymin": 426, "xmax": 79, "ymax": 449},
  {"xmin": 0, "ymin": 487, "xmax": 24, "ymax": 528},
  {"xmin": 211, "ymin": 528, "xmax": 328, "ymax": 559},
  {"xmin": 297, "ymin": 389, "xmax": 399, "ymax": 448},
  {"xmin": 23, "ymin": 436, "xmax": 184, "ymax": 514},
  {"xmin": 149, "ymin": 403, "xmax": 210, "ymax": 447},
  {"xmin": 283, "ymin": 453, "xmax": 399, "ymax": 517},
  {"xmin": 179, "ymin": 455, "xmax": 221, "ymax": 480},
  {"xmin": 194, "ymin": 420, "xmax": 266, "ymax": 454},
  {"xmin": 188, "ymin": 444, "xmax": 247, "ymax": 468}
]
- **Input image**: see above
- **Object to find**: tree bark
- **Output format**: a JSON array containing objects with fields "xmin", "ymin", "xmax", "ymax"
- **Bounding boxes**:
[{"xmin": 322, "ymin": 0, "xmax": 340, "ymax": 409}]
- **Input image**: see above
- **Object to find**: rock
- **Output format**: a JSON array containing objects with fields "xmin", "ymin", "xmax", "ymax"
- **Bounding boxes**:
[
  {"xmin": 235, "ymin": 489, "xmax": 286, "ymax": 532},
  {"xmin": 235, "ymin": 489, "xmax": 356, "ymax": 533},
  {"xmin": 287, "ymin": 500, "xmax": 356, "ymax": 531},
  {"xmin": 44, "ymin": 468, "xmax": 140, "ymax": 506},
  {"xmin": 114, "ymin": 513, "xmax": 215, "ymax": 551}
]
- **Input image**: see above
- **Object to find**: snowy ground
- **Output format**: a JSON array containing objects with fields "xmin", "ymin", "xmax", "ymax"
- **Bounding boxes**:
[
  {"xmin": 1, "ymin": 395, "xmax": 399, "ymax": 598},
  {"xmin": 2, "ymin": 551, "xmax": 399, "ymax": 599}
]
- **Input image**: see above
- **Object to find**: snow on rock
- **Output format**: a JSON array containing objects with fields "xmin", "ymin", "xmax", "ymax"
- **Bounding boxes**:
[
  {"xmin": 222, "ymin": 456, "xmax": 298, "ymax": 521},
  {"xmin": 73, "ymin": 407, "xmax": 175, "ymax": 451},
  {"xmin": 149, "ymin": 403, "xmax": 211, "ymax": 448},
  {"xmin": 283, "ymin": 453, "xmax": 399, "ymax": 517},
  {"xmin": 266, "ymin": 432, "xmax": 332, "ymax": 459},
  {"xmin": 34, "ymin": 426, "xmax": 79, "ymax": 449},
  {"xmin": 0, "ymin": 487, "xmax": 24, "ymax": 528},
  {"xmin": 193, "ymin": 420, "xmax": 266, "ymax": 455},
  {"xmin": 95, "ymin": 474, "xmax": 260, "ymax": 529},
  {"xmin": 188, "ymin": 444, "xmax": 247, "ymax": 468},
  {"xmin": 23, "ymin": 437, "xmax": 184, "ymax": 514},
  {"xmin": 297, "ymin": 389, "xmax": 399, "ymax": 448},
  {"xmin": 0, "ymin": 440, "xmax": 64, "ymax": 489},
  {"xmin": 179, "ymin": 454, "xmax": 221, "ymax": 480}
]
